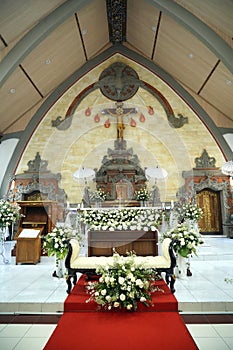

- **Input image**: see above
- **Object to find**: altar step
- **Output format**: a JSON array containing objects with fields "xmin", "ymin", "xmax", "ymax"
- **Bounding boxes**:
[{"xmin": 191, "ymin": 236, "xmax": 233, "ymax": 261}]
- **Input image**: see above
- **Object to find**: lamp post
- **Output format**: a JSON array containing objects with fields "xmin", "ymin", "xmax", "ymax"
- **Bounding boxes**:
[{"xmin": 73, "ymin": 167, "xmax": 95, "ymax": 207}]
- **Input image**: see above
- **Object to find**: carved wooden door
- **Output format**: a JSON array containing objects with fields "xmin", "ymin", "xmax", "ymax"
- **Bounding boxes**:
[{"xmin": 196, "ymin": 189, "xmax": 222, "ymax": 234}]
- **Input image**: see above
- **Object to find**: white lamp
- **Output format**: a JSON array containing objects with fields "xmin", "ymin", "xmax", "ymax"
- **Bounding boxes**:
[
  {"xmin": 221, "ymin": 160, "xmax": 233, "ymax": 177},
  {"xmin": 145, "ymin": 166, "xmax": 168, "ymax": 180},
  {"xmin": 73, "ymin": 167, "xmax": 95, "ymax": 184}
]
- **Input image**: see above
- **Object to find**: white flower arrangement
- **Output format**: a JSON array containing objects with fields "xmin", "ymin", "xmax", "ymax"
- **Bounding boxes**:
[
  {"xmin": 43, "ymin": 225, "xmax": 81, "ymax": 261},
  {"xmin": 90, "ymin": 188, "xmax": 107, "ymax": 201},
  {"xmin": 86, "ymin": 250, "xmax": 162, "ymax": 311},
  {"xmin": 163, "ymin": 223, "xmax": 204, "ymax": 258},
  {"xmin": 134, "ymin": 187, "xmax": 150, "ymax": 201},
  {"xmin": 80, "ymin": 208, "xmax": 162, "ymax": 232},
  {"xmin": 177, "ymin": 202, "xmax": 203, "ymax": 221},
  {"xmin": 0, "ymin": 199, "xmax": 22, "ymax": 229}
]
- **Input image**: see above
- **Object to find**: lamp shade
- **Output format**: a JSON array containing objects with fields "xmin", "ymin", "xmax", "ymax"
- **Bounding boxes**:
[
  {"xmin": 73, "ymin": 167, "xmax": 95, "ymax": 182},
  {"xmin": 221, "ymin": 160, "xmax": 233, "ymax": 176},
  {"xmin": 145, "ymin": 166, "xmax": 168, "ymax": 180}
]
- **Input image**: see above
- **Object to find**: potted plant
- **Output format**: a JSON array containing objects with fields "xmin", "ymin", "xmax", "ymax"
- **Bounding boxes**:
[
  {"xmin": 163, "ymin": 223, "xmax": 204, "ymax": 278},
  {"xmin": 86, "ymin": 250, "xmax": 162, "ymax": 311},
  {"xmin": 43, "ymin": 225, "xmax": 81, "ymax": 278}
]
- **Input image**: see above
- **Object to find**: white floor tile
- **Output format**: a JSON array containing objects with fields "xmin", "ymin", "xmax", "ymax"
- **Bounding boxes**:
[
  {"xmin": 224, "ymin": 338, "xmax": 233, "ymax": 350},
  {"xmin": 212, "ymin": 324, "xmax": 233, "ymax": 337},
  {"xmin": 194, "ymin": 337, "xmax": 231, "ymax": 350},
  {"xmin": 13, "ymin": 337, "xmax": 50, "ymax": 350},
  {"xmin": 0, "ymin": 337, "xmax": 21, "ymax": 350},
  {"xmin": 24, "ymin": 324, "xmax": 56, "ymax": 338},
  {"xmin": 186, "ymin": 324, "xmax": 220, "ymax": 337},
  {"xmin": 0, "ymin": 324, "xmax": 31, "ymax": 338}
]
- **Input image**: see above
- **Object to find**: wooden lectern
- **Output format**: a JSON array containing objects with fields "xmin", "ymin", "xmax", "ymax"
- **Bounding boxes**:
[{"xmin": 15, "ymin": 228, "xmax": 43, "ymax": 264}]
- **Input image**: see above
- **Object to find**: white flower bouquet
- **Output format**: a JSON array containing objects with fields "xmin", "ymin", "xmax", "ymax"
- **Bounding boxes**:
[
  {"xmin": 86, "ymin": 251, "xmax": 162, "ymax": 311},
  {"xmin": 80, "ymin": 208, "xmax": 162, "ymax": 232},
  {"xmin": 0, "ymin": 199, "xmax": 22, "ymax": 229},
  {"xmin": 43, "ymin": 225, "xmax": 80, "ymax": 261},
  {"xmin": 91, "ymin": 188, "xmax": 107, "ymax": 201},
  {"xmin": 177, "ymin": 202, "xmax": 203, "ymax": 221},
  {"xmin": 163, "ymin": 223, "xmax": 204, "ymax": 258},
  {"xmin": 134, "ymin": 187, "xmax": 150, "ymax": 201}
]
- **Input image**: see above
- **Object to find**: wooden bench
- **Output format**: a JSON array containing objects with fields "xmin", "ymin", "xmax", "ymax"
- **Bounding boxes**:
[{"xmin": 65, "ymin": 238, "xmax": 177, "ymax": 294}]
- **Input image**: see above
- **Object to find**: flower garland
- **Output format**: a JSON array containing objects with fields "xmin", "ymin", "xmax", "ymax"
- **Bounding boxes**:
[
  {"xmin": 0, "ymin": 199, "xmax": 22, "ymax": 229},
  {"xmin": 43, "ymin": 225, "xmax": 81, "ymax": 261},
  {"xmin": 80, "ymin": 208, "xmax": 162, "ymax": 231},
  {"xmin": 177, "ymin": 202, "xmax": 203, "ymax": 222},
  {"xmin": 163, "ymin": 223, "xmax": 204, "ymax": 258},
  {"xmin": 134, "ymin": 187, "xmax": 150, "ymax": 201},
  {"xmin": 86, "ymin": 251, "xmax": 162, "ymax": 311}
]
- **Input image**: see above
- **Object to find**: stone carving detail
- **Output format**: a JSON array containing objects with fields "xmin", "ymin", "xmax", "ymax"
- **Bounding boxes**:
[
  {"xmin": 106, "ymin": 0, "xmax": 127, "ymax": 43},
  {"xmin": 194, "ymin": 149, "xmax": 216, "ymax": 168},
  {"xmin": 13, "ymin": 153, "xmax": 67, "ymax": 207},
  {"xmin": 97, "ymin": 62, "xmax": 141, "ymax": 101},
  {"xmin": 15, "ymin": 182, "xmax": 56, "ymax": 201},
  {"xmin": 51, "ymin": 115, "xmax": 74, "ymax": 131},
  {"xmin": 26, "ymin": 152, "xmax": 48, "ymax": 172},
  {"xmin": 168, "ymin": 113, "xmax": 188, "ymax": 128},
  {"xmin": 95, "ymin": 139, "xmax": 147, "ymax": 200}
]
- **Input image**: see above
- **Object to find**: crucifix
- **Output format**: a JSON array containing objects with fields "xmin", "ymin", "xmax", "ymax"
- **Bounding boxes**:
[{"xmin": 102, "ymin": 102, "xmax": 137, "ymax": 141}]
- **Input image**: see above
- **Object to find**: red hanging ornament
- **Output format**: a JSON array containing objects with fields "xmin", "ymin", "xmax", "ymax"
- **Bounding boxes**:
[
  {"xmin": 139, "ymin": 113, "xmax": 145, "ymax": 122},
  {"xmin": 94, "ymin": 114, "xmax": 100, "ymax": 123},
  {"xmin": 104, "ymin": 118, "xmax": 111, "ymax": 128},
  {"xmin": 148, "ymin": 106, "xmax": 154, "ymax": 115},
  {"xmin": 85, "ymin": 107, "xmax": 91, "ymax": 116},
  {"xmin": 130, "ymin": 118, "xmax": 136, "ymax": 127}
]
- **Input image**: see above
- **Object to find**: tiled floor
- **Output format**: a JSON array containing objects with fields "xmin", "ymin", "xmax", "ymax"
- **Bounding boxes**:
[{"xmin": 0, "ymin": 236, "xmax": 233, "ymax": 349}]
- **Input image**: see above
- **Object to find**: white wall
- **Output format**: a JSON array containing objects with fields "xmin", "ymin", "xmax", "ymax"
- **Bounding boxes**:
[
  {"xmin": 223, "ymin": 133, "xmax": 233, "ymax": 153},
  {"xmin": 0, "ymin": 139, "xmax": 19, "ymax": 192}
]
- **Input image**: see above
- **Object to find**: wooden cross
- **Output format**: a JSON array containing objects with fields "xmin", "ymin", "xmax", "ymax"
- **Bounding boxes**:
[{"xmin": 102, "ymin": 102, "xmax": 137, "ymax": 140}]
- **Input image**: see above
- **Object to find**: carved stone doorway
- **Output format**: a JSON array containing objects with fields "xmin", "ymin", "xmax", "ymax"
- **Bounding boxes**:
[
  {"xmin": 115, "ymin": 179, "xmax": 132, "ymax": 200},
  {"xmin": 196, "ymin": 189, "xmax": 222, "ymax": 234}
]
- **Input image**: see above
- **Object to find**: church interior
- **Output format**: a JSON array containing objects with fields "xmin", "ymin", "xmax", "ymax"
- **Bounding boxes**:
[{"xmin": 0, "ymin": 1, "xmax": 233, "ymax": 349}]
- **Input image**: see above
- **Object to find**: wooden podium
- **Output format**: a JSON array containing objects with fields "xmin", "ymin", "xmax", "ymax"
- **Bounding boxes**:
[
  {"xmin": 15, "ymin": 228, "xmax": 43, "ymax": 265},
  {"xmin": 17, "ymin": 200, "xmax": 57, "ymax": 235}
]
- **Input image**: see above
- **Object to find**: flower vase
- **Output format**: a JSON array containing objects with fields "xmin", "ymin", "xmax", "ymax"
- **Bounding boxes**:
[
  {"xmin": 175, "ymin": 254, "xmax": 187, "ymax": 279},
  {"xmin": 0, "ymin": 228, "xmax": 5, "ymax": 264},
  {"xmin": 186, "ymin": 219, "xmax": 194, "ymax": 230},
  {"xmin": 55, "ymin": 257, "xmax": 66, "ymax": 278},
  {"xmin": 2, "ymin": 241, "xmax": 14, "ymax": 264},
  {"xmin": 193, "ymin": 221, "xmax": 199, "ymax": 234},
  {"xmin": 0, "ymin": 227, "xmax": 10, "ymax": 264}
]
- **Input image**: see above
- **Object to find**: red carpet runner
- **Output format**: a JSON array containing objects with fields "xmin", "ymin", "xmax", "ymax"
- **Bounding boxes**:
[{"xmin": 44, "ymin": 275, "xmax": 198, "ymax": 350}]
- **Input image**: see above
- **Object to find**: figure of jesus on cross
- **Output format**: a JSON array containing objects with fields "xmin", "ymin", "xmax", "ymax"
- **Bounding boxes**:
[{"xmin": 102, "ymin": 102, "xmax": 137, "ymax": 141}]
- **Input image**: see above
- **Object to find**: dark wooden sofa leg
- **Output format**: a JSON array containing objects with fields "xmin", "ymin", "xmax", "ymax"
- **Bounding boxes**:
[
  {"xmin": 157, "ymin": 268, "xmax": 176, "ymax": 294},
  {"xmin": 167, "ymin": 272, "xmax": 176, "ymax": 294},
  {"xmin": 66, "ymin": 268, "xmax": 77, "ymax": 294}
]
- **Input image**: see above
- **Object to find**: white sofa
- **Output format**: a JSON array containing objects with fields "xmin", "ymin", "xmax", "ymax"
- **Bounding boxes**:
[{"xmin": 65, "ymin": 238, "xmax": 176, "ymax": 294}]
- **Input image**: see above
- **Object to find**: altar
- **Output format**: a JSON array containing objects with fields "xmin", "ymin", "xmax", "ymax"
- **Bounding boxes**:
[
  {"xmin": 100, "ymin": 200, "xmax": 140, "ymax": 207},
  {"xmin": 93, "ymin": 139, "xmax": 147, "ymax": 202},
  {"xmin": 77, "ymin": 206, "xmax": 162, "ymax": 257},
  {"xmin": 88, "ymin": 229, "xmax": 158, "ymax": 256}
]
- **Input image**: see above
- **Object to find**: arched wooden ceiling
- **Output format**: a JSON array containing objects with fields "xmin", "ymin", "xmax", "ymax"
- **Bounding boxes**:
[{"xmin": 0, "ymin": 0, "xmax": 233, "ymax": 139}]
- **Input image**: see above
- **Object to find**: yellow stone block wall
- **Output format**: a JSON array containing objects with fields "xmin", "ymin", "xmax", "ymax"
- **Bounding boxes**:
[{"xmin": 16, "ymin": 54, "xmax": 225, "ymax": 203}]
